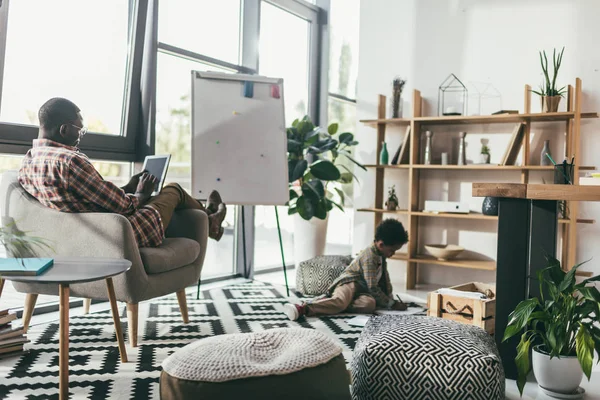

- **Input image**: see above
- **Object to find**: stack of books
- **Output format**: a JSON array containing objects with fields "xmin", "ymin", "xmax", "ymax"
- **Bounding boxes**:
[{"xmin": 0, "ymin": 309, "xmax": 28, "ymax": 360}]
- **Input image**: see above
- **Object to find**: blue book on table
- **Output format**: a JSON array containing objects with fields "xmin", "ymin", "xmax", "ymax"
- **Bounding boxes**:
[{"xmin": 0, "ymin": 258, "xmax": 54, "ymax": 276}]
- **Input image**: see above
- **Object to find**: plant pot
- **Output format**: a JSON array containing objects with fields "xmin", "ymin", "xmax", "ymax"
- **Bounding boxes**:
[
  {"xmin": 479, "ymin": 153, "xmax": 490, "ymax": 164},
  {"xmin": 293, "ymin": 214, "xmax": 329, "ymax": 268},
  {"xmin": 541, "ymin": 96, "xmax": 561, "ymax": 113},
  {"xmin": 532, "ymin": 345, "xmax": 583, "ymax": 394},
  {"xmin": 385, "ymin": 199, "xmax": 398, "ymax": 211}
]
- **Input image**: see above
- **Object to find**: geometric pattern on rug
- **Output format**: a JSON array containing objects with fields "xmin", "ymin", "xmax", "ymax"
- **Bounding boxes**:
[{"xmin": 0, "ymin": 281, "xmax": 363, "ymax": 400}]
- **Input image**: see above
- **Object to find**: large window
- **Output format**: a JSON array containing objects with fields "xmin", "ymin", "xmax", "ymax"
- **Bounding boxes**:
[
  {"xmin": 158, "ymin": 0, "xmax": 241, "ymax": 65},
  {"xmin": 0, "ymin": 0, "xmax": 130, "ymax": 135}
]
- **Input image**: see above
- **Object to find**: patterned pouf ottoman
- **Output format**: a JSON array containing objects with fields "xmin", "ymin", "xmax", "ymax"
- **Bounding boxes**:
[
  {"xmin": 296, "ymin": 255, "xmax": 352, "ymax": 295},
  {"xmin": 351, "ymin": 315, "xmax": 505, "ymax": 400},
  {"xmin": 160, "ymin": 327, "xmax": 351, "ymax": 400}
]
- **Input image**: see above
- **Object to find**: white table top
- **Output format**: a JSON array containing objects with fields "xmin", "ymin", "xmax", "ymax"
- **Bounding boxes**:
[{"xmin": 2, "ymin": 257, "xmax": 131, "ymax": 284}]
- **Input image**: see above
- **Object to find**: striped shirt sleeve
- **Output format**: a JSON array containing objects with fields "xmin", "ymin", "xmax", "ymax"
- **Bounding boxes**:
[{"xmin": 68, "ymin": 155, "xmax": 140, "ymax": 215}]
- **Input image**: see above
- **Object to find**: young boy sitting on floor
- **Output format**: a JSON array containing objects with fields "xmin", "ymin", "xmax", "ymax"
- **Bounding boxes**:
[{"xmin": 284, "ymin": 218, "xmax": 409, "ymax": 321}]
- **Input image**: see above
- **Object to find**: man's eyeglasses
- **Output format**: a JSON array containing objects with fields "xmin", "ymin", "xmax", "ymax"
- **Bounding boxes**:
[{"xmin": 69, "ymin": 124, "xmax": 88, "ymax": 137}]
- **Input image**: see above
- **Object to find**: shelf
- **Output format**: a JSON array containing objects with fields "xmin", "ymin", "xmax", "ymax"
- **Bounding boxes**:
[
  {"xmin": 359, "ymin": 117, "xmax": 411, "ymax": 125},
  {"xmin": 357, "ymin": 208, "xmax": 595, "ymax": 224},
  {"xmin": 361, "ymin": 112, "xmax": 598, "ymax": 126},
  {"xmin": 412, "ymin": 211, "xmax": 496, "ymax": 221},
  {"xmin": 357, "ymin": 208, "xmax": 409, "ymax": 215},
  {"xmin": 408, "ymin": 255, "xmax": 495, "ymax": 271},
  {"xmin": 364, "ymin": 164, "xmax": 410, "ymax": 169}
]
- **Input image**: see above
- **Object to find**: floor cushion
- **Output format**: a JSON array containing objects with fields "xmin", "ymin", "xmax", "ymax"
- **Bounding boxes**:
[
  {"xmin": 160, "ymin": 327, "xmax": 351, "ymax": 400},
  {"xmin": 351, "ymin": 315, "xmax": 505, "ymax": 400},
  {"xmin": 296, "ymin": 255, "xmax": 352, "ymax": 296}
]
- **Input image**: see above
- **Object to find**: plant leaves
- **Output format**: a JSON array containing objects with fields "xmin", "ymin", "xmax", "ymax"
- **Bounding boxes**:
[
  {"xmin": 338, "ymin": 150, "xmax": 367, "ymax": 171},
  {"xmin": 339, "ymin": 132, "xmax": 354, "ymax": 144},
  {"xmin": 288, "ymin": 159, "xmax": 307, "ymax": 183},
  {"xmin": 515, "ymin": 333, "xmax": 532, "ymax": 395},
  {"xmin": 559, "ymin": 258, "xmax": 591, "ymax": 292},
  {"xmin": 328, "ymin": 123, "xmax": 339, "ymax": 135},
  {"xmin": 576, "ymin": 323, "xmax": 594, "ymax": 380},
  {"xmin": 314, "ymin": 200, "xmax": 328, "ymax": 219},
  {"xmin": 296, "ymin": 196, "xmax": 314, "ymax": 220},
  {"xmin": 545, "ymin": 254, "xmax": 566, "ymax": 285},
  {"xmin": 339, "ymin": 164, "xmax": 360, "ymax": 184},
  {"xmin": 334, "ymin": 187, "xmax": 345, "ymax": 206},
  {"xmin": 291, "ymin": 118, "xmax": 299, "ymax": 127},
  {"xmin": 338, "ymin": 172, "xmax": 353, "ymax": 184},
  {"xmin": 288, "ymin": 189, "xmax": 298, "ymax": 201},
  {"xmin": 503, "ymin": 298, "xmax": 539, "ymax": 342},
  {"xmin": 302, "ymin": 180, "xmax": 325, "ymax": 200},
  {"xmin": 310, "ymin": 160, "xmax": 341, "ymax": 181}
]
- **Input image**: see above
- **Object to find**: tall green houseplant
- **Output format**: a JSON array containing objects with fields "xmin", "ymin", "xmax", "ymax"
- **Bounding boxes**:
[
  {"xmin": 503, "ymin": 254, "xmax": 600, "ymax": 395},
  {"xmin": 287, "ymin": 115, "xmax": 365, "ymax": 220}
]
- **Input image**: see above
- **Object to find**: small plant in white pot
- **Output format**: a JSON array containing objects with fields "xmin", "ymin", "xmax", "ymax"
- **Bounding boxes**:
[{"xmin": 503, "ymin": 254, "xmax": 600, "ymax": 396}]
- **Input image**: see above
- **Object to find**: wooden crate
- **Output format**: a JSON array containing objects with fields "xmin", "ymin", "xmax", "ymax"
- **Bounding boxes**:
[{"xmin": 427, "ymin": 282, "xmax": 496, "ymax": 334}]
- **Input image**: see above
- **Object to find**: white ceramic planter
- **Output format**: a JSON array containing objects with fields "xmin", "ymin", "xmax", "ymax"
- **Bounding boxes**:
[
  {"xmin": 532, "ymin": 345, "xmax": 583, "ymax": 394},
  {"xmin": 293, "ymin": 214, "xmax": 329, "ymax": 267}
]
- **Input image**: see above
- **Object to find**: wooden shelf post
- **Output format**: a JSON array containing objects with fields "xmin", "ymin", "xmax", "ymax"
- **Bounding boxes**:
[{"xmin": 406, "ymin": 89, "xmax": 422, "ymax": 289}]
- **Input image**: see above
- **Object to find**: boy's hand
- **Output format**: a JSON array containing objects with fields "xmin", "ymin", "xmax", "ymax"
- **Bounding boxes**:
[
  {"xmin": 123, "ymin": 170, "xmax": 147, "ymax": 193},
  {"xmin": 391, "ymin": 301, "xmax": 408, "ymax": 311}
]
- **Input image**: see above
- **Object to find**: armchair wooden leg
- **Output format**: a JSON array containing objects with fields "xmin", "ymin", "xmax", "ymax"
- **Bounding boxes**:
[
  {"xmin": 23, "ymin": 293, "xmax": 38, "ymax": 333},
  {"xmin": 127, "ymin": 303, "xmax": 138, "ymax": 348},
  {"xmin": 106, "ymin": 278, "xmax": 127, "ymax": 363},
  {"xmin": 176, "ymin": 290, "xmax": 189, "ymax": 324},
  {"xmin": 83, "ymin": 298, "xmax": 91, "ymax": 315}
]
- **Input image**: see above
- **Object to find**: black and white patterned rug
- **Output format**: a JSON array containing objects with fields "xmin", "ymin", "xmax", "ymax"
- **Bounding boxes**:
[{"xmin": 0, "ymin": 281, "xmax": 364, "ymax": 399}]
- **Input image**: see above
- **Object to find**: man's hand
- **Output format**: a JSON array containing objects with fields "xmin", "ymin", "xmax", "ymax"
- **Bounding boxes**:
[
  {"xmin": 391, "ymin": 300, "xmax": 408, "ymax": 311},
  {"xmin": 135, "ymin": 173, "xmax": 158, "ymax": 204},
  {"xmin": 122, "ymin": 170, "xmax": 147, "ymax": 194}
]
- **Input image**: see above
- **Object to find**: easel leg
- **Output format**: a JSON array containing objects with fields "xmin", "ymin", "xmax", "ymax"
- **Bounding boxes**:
[
  {"xmin": 59, "ymin": 284, "xmax": 70, "ymax": 400},
  {"xmin": 275, "ymin": 207, "xmax": 290, "ymax": 297},
  {"xmin": 196, "ymin": 277, "xmax": 202, "ymax": 300}
]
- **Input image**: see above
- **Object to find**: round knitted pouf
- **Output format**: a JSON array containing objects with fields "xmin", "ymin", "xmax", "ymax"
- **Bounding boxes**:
[
  {"xmin": 296, "ymin": 255, "xmax": 352, "ymax": 296},
  {"xmin": 160, "ymin": 328, "xmax": 351, "ymax": 400},
  {"xmin": 351, "ymin": 316, "xmax": 505, "ymax": 400}
]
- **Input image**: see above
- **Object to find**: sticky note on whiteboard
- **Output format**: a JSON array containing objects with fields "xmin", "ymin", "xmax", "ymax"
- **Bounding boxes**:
[
  {"xmin": 271, "ymin": 84, "xmax": 280, "ymax": 99},
  {"xmin": 243, "ymin": 81, "xmax": 254, "ymax": 98}
]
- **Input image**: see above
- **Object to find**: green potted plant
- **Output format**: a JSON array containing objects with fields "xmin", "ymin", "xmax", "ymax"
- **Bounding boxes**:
[
  {"xmin": 503, "ymin": 254, "xmax": 600, "ymax": 396},
  {"xmin": 532, "ymin": 47, "xmax": 566, "ymax": 113},
  {"xmin": 286, "ymin": 115, "xmax": 365, "ymax": 263},
  {"xmin": 385, "ymin": 185, "xmax": 399, "ymax": 211},
  {"xmin": 480, "ymin": 144, "xmax": 491, "ymax": 164}
]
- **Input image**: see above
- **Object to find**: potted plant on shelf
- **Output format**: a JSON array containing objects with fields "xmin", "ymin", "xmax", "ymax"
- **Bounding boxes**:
[
  {"xmin": 385, "ymin": 185, "xmax": 399, "ymax": 211},
  {"xmin": 287, "ymin": 115, "xmax": 365, "ymax": 265},
  {"xmin": 479, "ymin": 144, "xmax": 491, "ymax": 164},
  {"xmin": 532, "ymin": 47, "xmax": 566, "ymax": 113},
  {"xmin": 503, "ymin": 254, "xmax": 600, "ymax": 396}
]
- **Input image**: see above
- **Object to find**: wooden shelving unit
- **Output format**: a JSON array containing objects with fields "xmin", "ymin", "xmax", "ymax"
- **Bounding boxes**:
[{"xmin": 360, "ymin": 79, "xmax": 598, "ymax": 289}]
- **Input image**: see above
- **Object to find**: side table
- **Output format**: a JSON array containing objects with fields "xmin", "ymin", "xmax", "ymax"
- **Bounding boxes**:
[{"xmin": 0, "ymin": 257, "xmax": 131, "ymax": 400}]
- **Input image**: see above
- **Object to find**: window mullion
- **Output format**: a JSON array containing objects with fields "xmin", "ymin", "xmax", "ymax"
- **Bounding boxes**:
[{"xmin": 0, "ymin": 0, "xmax": 11, "ymax": 114}]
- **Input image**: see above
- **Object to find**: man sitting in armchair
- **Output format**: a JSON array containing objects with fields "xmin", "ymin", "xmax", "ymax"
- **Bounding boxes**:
[{"xmin": 18, "ymin": 97, "xmax": 227, "ymax": 247}]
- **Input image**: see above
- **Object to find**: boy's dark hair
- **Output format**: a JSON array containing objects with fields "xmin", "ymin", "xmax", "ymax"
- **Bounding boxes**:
[
  {"xmin": 375, "ymin": 218, "xmax": 408, "ymax": 246},
  {"xmin": 38, "ymin": 98, "xmax": 80, "ymax": 134}
]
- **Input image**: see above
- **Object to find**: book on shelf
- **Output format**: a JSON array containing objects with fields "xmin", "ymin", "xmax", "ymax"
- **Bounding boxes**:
[
  {"xmin": 0, "ymin": 257, "xmax": 54, "ymax": 276},
  {"xmin": 501, "ymin": 123, "xmax": 525, "ymax": 165},
  {"xmin": 391, "ymin": 126, "xmax": 411, "ymax": 165},
  {"xmin": 492, "ymin": 110, "xmax": 519, "ymax": 115}
]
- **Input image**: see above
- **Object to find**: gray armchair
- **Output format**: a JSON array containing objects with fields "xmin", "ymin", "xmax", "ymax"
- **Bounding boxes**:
[{"xmin": 0, "ymin": 171, "xmax": 208, "ymax": 347}]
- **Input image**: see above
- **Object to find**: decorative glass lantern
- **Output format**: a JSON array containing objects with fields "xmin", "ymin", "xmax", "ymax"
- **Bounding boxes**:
[
  {"xmin": 468, "ymin": 82, "xmax": 501, "ymax": 116},
  {"xmin": 438, "ymin": 73, "xmax": 467, "ymax": 116}
]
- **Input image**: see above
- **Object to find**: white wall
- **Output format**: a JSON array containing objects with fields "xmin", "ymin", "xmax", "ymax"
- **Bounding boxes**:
[{"xmin": 355, "ymin": 0, "xmax": 600, "ymax": 286}]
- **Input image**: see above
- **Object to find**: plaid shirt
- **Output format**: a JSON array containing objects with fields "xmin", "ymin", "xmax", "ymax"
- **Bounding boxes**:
[
  {"xmin": 18, "ymin": 139, "xmax": 164, "ymax": 248},
  {"xmin": 327, "ymin": 244, "xmax": 395, "ymax": 308}
]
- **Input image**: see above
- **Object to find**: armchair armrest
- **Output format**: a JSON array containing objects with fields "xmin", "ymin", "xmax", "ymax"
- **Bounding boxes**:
[{"xmin": 165, "ymin": 209, "xmax": 209, "ymax": 271}]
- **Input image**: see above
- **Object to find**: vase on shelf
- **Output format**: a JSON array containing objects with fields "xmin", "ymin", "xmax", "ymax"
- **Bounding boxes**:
[
  {"xmin": 457, "ymin": 132, "xmax": 467, "ymax": 165},
  {"xmin": 379, "ymin": 142, "xmax": 389, "ymax": 165},
  {"xmin": 540, "ymin": 140, "xmax": 552, "ymax": 165},
  {"xmin": 482, "ymin": 197, "xmax": 499, "ymax": 216},
  {"xmin": 541, "ymin": 96, "xmax": 561, "ymax": 113},
  {"xmin": 424, "ymin": 131, "xmax": 433, "ymax": 165}
]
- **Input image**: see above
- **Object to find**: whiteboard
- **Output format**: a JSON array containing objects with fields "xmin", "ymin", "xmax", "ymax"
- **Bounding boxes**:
[{"xmin": 191, "ymin": 71, "xmax": 288, "ymax": 205}]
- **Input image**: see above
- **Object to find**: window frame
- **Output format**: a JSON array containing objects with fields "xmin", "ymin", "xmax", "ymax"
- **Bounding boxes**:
[{"xmin": 0, "ymin": 0, "xmax": 148, "ymax": 161}]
